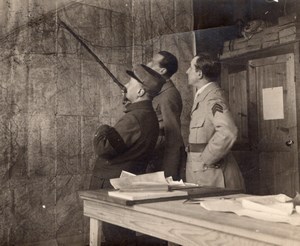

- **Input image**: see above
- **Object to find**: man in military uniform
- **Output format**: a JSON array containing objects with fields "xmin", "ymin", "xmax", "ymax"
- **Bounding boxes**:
[
  {"xmin": 90, "ymin": 64, "xmax": 165, "ymax": 245},
  {"xmin": 147, "ymin": 51, "xmax": 186, "ymax": 181},
  {"xmin": 185, "ymin": 53, "xmax": 244, "ymax": 189}
]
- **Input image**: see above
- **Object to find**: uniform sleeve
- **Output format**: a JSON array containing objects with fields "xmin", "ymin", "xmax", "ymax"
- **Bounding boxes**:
[
  {"xmin": 200, "ymin": 98, "xmax": 238, "ymax": 165},
  {"xmin": 93, "ymin": 114, "xmax": 141, "ymax": 159},
  {"xmin": 160, "ymin": 92, "xmax": 184, "ymax": 177}
]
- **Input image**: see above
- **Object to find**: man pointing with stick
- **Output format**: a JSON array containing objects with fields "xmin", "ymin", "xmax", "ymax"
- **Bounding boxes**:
[
  {"xmin": 90, "ymin": 64, "xmax": 165, "ymax": 245},
  {"xmin": 59, "ymin": 20, "xmax": 165, "ymax": 245}
]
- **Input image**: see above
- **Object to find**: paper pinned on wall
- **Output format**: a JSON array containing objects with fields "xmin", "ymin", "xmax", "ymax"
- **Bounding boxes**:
[{"xmin": 262, "ymin": 87, "xmax": 284, "ymax": 120}]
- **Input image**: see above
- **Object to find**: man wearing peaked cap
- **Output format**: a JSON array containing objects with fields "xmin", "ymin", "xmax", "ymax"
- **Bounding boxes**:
[
  {"xmin": 126, "ymin": 64, "xmax": 166, "ymax": 98},
  {"xmin": 90, "ymin": 64, "xmax": 165, "ymax": 245}
]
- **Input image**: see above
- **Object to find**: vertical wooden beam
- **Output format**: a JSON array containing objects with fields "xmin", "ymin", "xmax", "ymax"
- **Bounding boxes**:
[
  {"xmin": 247, "ymin": 60, "xmax": 260, "ymax": 193},
  {"xmin": 294, "ymin": 42, "xmax": 300, "ymax": 193},
  {"xmin": 90, "ymin": 218, "xmax": 102, "ymax": 246},
  {"xmin": 292, "ymin": 0, "xmax": 300, "ymax": 193},
  {"xmin": 220, "ymin": 62, "xmax": 229, "ymax": 93}
]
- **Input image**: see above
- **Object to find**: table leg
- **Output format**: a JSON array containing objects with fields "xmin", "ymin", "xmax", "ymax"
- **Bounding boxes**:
[{"xmin": 90, "ymin": 218, "xmax": 102, "ymax": 246}]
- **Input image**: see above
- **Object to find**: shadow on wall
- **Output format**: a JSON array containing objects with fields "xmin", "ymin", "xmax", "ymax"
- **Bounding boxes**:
[{"xmin": 0, "ymin": 2, "xmax": 132, "ymax": 245}]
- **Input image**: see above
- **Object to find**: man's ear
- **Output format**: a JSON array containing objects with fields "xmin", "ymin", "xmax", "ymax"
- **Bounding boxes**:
[
  {"xmin": 137, "ymin": 88, "xmax": 146, "ymax": 97},
  {"xmin": 198, "ymin": 69, "xmax": 203, "ymax": 79},
  {"xmin": 159, "ymin": 67, "xmax": 167, "ymax": 76}
]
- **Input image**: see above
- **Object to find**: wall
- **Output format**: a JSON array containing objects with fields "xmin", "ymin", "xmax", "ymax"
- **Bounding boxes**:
[
  {"xmin": 0, "ymin": 1, "xmax": 132, "ymax": 245},
  {"xmin": 0, "ymin": 0, "xmax": 194, "ymax": 245}
]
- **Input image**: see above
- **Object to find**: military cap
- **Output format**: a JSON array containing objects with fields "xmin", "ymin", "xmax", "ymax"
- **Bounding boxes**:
[{"xmin": 126, "ymin": 64, "xmax": 165, "ymax": 96}]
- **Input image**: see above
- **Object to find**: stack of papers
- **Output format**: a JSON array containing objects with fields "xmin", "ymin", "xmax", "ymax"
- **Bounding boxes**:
[
  {"xmin": 108, "ymin": 189, "xmax": 188, "ymax": 201},
  {"xmin": 240, "ymin": 195, "xmax": 293, "ymax": 216},
  {"xmin": 108, "ymin": 171, "xmax": 190, "ymax": 201},
  {"xmin": 110, "ymin": 171, "xmax": 169, "ymax": 192},
  {"xmin": 199, "ymin": 194, "xmax": 300, "ymax": 226},
  {"xmin": 110, "ymin": 171, "xmax": 197, "ymax": 192}
]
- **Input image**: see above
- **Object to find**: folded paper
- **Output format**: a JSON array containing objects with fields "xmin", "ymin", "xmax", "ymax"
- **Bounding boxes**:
[{"xmin": 200, "ymin": 194, "xmax": 300, "ymax": 226}]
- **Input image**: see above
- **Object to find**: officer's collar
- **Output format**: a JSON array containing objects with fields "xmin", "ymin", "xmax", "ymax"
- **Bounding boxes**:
[
  {"xmin": 157, "ymin": 79, "xmax": 174, "ymax": 95},
  {"xmin": 124, "ymin": 100, "xmax": 153, "ymax": 112},
  {"xmin": 196, "ymin": 82, "xmax": 219, "ymax": 102}
]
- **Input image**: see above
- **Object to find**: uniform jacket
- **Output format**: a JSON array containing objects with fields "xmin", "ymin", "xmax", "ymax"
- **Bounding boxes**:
[
  {"xmin": 90, "ymin": 100, "xmax": 159, "ymax": 189},
  {"xmin": 187, "ymin": 82, "xmax": 244, "ymax": 189},
  {"xmin": 151, "ymin": 79, "xmax": 186, "ymax": 180}
]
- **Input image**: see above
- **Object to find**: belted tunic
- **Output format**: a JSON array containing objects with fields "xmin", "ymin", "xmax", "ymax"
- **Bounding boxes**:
[
  {"xmin": 90, "ymin": 100, "xmax": 159, "ymax": 189},
  {"xmin": 186, "ymin": 82, "xmax": 244, "ymax": 189},
  {"xmin": 151, "ymin": 79, "xmax": 186, "ymax": 180}
]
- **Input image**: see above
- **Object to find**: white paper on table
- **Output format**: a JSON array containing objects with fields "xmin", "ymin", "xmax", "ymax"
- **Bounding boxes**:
[
  {"xmin": 200, "ymin": 194, "xmax": 300, "ymax": 226},
  {"xmin": 110, "ymin": 171, "xmax": 168, "ymax": 190},
  {"xmin": 200, "ymin": 199, "xmax": 243, "ymax": 212},
  {"xmin": 235, "ymin": 209, "xmax": 300, "ymax": 226},
  {"xmin": 120, "ymin": 170, "xmax": 136, "ymax": 178},
  {"xmin": 165, "ymin": 176, "xmax": 185, "ymax": 186},
  {"xmin": 237, "ymin": 194, "xmax": 293, "ymax": 216}
]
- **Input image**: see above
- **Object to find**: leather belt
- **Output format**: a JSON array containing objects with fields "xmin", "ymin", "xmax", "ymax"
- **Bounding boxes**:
[
  {"xmin": 185, "ymin": 143, "xmax": 207, "ymax": 152},
  {"xmin": 186, "ymin": 143, "xmax": 223, "ymax": 170}
]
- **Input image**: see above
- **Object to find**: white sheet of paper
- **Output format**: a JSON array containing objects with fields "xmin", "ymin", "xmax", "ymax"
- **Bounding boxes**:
[
  {"xmin": 200, "ymin": 194, "xmax": 300, "ymax": 226},
  {"xmin": 262, "ymin": 87, "xmax": 284, "ymax": 120},
  {"xmin": 110, "ymin": 171, "xmax": 167, "ymax": 189}
]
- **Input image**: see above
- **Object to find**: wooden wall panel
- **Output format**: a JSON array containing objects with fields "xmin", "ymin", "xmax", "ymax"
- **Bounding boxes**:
[
  {"xmin": 259, "ymin": 152, "xmax": 296, "ymax": 196},
  {"xmin": 294, "ymin": 42, "xmax": 300, "ymax": 193},
  {"xmin": 233, "ymin": 151, "xmax": 260, "ymax": 195},
  {"xmin": 228, "ymin": 70, "xmax": 248, "ymax": 144},
  {"xmin": 248, "ymin": 54, "xmax": 298, "ymax": 196},
  {"xmin": 222, "ymin": 64, "xmax": 260, "ymax": 194}
]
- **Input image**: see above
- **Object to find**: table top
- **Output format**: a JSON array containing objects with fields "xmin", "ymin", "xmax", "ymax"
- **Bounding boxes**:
[{"xmin": 79, "ymin": 189, "xmax": 300, "ymax": 245}]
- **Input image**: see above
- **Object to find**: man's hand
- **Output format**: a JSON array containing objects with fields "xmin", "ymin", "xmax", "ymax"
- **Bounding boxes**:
[{"xmin": 94, "ymin": 124, "xmax": 111, "ymax": 141}]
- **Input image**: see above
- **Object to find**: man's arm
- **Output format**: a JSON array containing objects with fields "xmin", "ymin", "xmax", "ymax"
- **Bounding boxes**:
[
  {"xmin": 200, "ymin": 99, "xmax": 238, "ymax": 165},
  {"xmin": 93, "ymin": 115, "xmax": 141, "ymax": 159},
  {"xmin": 160, "ymin": 91, "xmax": 184, "ymax": 178}
]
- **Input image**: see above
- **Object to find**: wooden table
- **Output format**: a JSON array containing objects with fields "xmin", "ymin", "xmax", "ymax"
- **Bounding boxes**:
[{"xmin": 79, "ymin": 190, "xmax": 300, "ymax": 246}]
